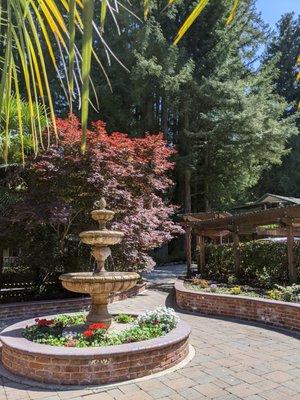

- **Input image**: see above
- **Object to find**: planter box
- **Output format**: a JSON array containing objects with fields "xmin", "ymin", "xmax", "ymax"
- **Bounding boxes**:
[
  {"xmin": 175, "ymin": 279, "xmax": 300, "ymax": 332},
  {"xmin": 0, "ymin": 315, "xmax": 190, "ymax": 385}
]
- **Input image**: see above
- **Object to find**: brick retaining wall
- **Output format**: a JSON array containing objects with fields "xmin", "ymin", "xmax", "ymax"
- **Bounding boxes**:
[
  {"xmin": 0, "ymin": 318, "xmax": 190, "ymax": 385},
  {"xmin": 0, "ymin": 283, "xmax": 146, "ymax": 320},
  {"xmin": 175, "ymin": 279, "xmax": 300, "ymax": 332}
]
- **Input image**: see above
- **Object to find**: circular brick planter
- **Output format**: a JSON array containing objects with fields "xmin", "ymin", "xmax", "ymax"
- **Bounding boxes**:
[
  {"xmin": 0, "ymin": 315, "xmax": 191, "ymax": 385},
  {"xmin": 175, "ymin": 279, "xmax": 300, "ymax": 332}
]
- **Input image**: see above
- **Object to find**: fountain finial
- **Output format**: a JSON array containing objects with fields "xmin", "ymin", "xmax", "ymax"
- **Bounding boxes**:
[{"xmin": 93, "ymin": 197, "xmax": 106, "ymax": 210}]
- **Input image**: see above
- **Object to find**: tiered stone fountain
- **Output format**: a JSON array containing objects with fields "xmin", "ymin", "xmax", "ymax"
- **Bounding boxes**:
[
  {"xmin": 0, "ymin": 198, "xmax": 191, "ymax": 386},
  {"xmin": 59, "ymin": 198, "xmax": 139, "ymax": 326}
]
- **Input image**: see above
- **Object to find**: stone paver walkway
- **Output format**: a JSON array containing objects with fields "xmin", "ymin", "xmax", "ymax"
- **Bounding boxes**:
[{"xmin": 1, "ymin": 266, "xmax": 300, "ymax": 400}]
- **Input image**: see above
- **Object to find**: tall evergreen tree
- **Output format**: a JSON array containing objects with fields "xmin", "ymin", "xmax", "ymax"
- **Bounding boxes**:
[
  {"xmin": 47, "ymin": 0, "xmax": 298, "ymax": 212},
  {"xmin": 180, "ymin": 2, "xmax": 298, "ymax": 210},
  {"xmin": 255, "ymin": 13, "xmax": 300, "ymax": 197}
]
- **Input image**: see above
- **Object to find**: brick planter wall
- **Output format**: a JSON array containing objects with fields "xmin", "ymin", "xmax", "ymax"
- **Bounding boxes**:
[
  {"xmin": 175, "ymin": 279, "xmax": 300, "ymax": 332},
  {"xmin": 0, "ymin": 283, "xmax": 146, "ymax": 320},
  {"xmin": 0, "ymin": 317, "xmax": 190, "ymax": 385}
]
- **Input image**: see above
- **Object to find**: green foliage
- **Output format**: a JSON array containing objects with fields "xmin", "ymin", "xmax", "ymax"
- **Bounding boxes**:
[
  {"xmin": 186, "ymin": 281, "xmax": 300, "ymax": 302},
  {"xmin": 114, "ymin": 314, "xmax": 135, "ymax": 324},
  {"xmin": 274, "ymin": 284, "xmax": 300, "ymax": 302},
  {"xmin": 0, "ymin": 98, "xmax": 48, "ymax": 165},
  {"xmin": 54, "ymin": 314, "xmax": 86, "ymax": 327},
  {"xmin": 204, "ymin": 240, "xmax": 300, "ymax": 286},
  {"xmin": 266, "ymin": 289, "xmax": 282, "ymax": 301},
  {"xmin": 23, "ymin": 310, "xmax": 169, "ymax": 347}
]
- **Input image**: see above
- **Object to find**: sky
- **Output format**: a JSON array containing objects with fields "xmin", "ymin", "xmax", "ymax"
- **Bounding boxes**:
[{"xmin": 255, "ymin": 0, "xmax": 300, "ymax": 29}]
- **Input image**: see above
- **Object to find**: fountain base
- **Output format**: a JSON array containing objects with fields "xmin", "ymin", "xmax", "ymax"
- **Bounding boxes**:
[{"xmin": 87, "ymin": 294, "xmax": 111, "ymax": 325}]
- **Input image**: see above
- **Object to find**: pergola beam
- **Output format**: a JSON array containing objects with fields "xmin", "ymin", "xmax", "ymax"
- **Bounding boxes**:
[{"xmin": 183, "ymin": 204, "xmax": 300, "ymax": 231}]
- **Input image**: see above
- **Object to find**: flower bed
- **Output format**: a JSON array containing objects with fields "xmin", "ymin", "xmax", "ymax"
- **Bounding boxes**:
[
  {"xmin": 175, "ymin": 279, "xmax": 300, "ymax": 332},
  {"xmin": 0, "ymin": 308, "xmax": 191, "ymax": 385},
  {"xmin": 187, "ymin": 278, "xmax": 300, "ymax": 302},
  {"xmin": 23, "ymin": 308, "xmax": 179, "ymax": 348}
]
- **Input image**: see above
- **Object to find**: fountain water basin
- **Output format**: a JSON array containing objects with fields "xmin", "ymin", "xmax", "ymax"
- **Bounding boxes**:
[{"xmin": 59, "ymin": 198, "xmax": 139, "ymax": 326}]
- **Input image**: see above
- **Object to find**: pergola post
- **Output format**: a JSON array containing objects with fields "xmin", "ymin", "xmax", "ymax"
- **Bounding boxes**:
[
  {"xmin": 185, "ymin": 226, "xmax": 192, "ymax": 278},
  {"xmin": 232, "ymin": 229, "xmax": 241, "ymax": 276},
  {"xmin": 196, "ymin": 234, "xmax": 205, "ymax": 276},
  {"xmin": 287, "ymin": 225, "xmax": 297, "ymax": 284}
]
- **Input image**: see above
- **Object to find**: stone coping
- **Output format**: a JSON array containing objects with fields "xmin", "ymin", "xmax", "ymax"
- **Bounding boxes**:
[
  {"xmin": 175, "ymin": 278, "xmax": 300, "ymax": 332},
  {"xmin": 0, "ymin": 315, "xmax": 191, "ymax": 358}
]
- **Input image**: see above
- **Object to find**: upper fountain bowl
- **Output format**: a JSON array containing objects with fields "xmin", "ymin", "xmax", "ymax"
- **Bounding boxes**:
[
  {"xmin": 91, "ymin": 209, "xmax": 115, "ymax": 225},
  {"xmin": 79, "ymin": 230, "xmax": 124, "ymax": 246}
]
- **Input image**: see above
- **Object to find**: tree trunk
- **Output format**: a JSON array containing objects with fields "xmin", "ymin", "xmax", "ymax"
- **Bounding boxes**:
[
  {"xmin": 162, "ymin": 98, "xmax": 168, "ymax": 139},
  {"xmin": 204, "ymin": 151, "xmax": 211, "ymax": 211},
  {"xmin": 183, "ymin": 111, "xmax": 191, "ymax": 213},
  {"xmin": 145, "ymin": 99, "xmax": 153, "ymax": 129},
  {"xmin": 184, "ymin": 169, "xmax": 191, "ymax": 213}
]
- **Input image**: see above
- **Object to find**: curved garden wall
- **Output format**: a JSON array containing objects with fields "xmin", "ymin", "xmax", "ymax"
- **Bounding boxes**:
[
  {"xmin": 0, "ymin": 317, "xmax": 190, "ymax": 385},
  {"xmin": 0, "ymin": 283, "xmax": 146, "ymax": 320},
  {"xmin": 175, "ymin": 279, "xmax": 300, "ymax": 332}
]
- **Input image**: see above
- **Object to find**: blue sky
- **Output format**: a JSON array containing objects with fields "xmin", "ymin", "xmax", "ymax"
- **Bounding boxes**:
[{"xmin": 255, "ymin": 0, "xmax": 300, "ymax": 29}]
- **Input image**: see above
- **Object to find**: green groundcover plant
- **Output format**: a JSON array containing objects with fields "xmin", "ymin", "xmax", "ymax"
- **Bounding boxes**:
[
  {"xmin": 23, "ymin": 307, "xmax": 179, "ymax": 348},
  {"xmin": 187, "ymin": 278, "xmax": 300, "ymax": 303}
]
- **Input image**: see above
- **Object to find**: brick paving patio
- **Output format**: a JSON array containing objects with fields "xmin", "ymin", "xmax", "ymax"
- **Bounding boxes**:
[{"xmin": 0, "ymin": 267, "xmax": 300, "ymax": 400}]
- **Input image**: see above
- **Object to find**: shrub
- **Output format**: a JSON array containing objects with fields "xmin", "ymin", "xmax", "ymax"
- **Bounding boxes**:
[
  {"xmin": 203, "ymin": 240, "xmax": 300, "ymax": 287},
  {"xmin": 230, "ymin": 286, "xmax": 242, "ymax": 295},
  {"xmin": 114, "ymin": 314, "xmax": 135, "ymax": 323},
  {"xmin": 266, "ymin": 289, "xmax": 282, "ymax": 301}
]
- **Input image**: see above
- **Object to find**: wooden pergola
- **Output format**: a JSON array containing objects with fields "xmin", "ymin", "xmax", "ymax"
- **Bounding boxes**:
[{"xmin": 182, "ymin": 204, "xmax": 300, "ymax": 283}]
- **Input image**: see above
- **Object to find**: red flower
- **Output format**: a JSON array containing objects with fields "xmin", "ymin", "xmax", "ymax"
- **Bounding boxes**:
[
  {"xmin": 35, "ymin": 318, "xmax": 54, "ymax": 327},
  {"xmin": 83, "ymin": 330, "xmax": 94, "ymax": 338},
  {"xmin": 88, "ymin": 323, "xmax": 108, "ymax": 330}
]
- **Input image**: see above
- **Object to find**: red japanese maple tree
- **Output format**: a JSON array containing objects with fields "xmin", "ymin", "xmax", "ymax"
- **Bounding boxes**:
[{"xmin": 12, "ymin": 115, "xmax": 182, "ymax": 272}]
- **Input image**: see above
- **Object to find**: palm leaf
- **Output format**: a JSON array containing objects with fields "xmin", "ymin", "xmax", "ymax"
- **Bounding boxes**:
[
  {"xmin": 81, "ymin": 0, "xmax": 95, "ymax": 154},
  {"xmin": 226, "ymin": 0, "xmax": 240, "ymax": 25},
  {"xmin": 173, "ymin": 0, "xmax": 210, "ymax": 45}
]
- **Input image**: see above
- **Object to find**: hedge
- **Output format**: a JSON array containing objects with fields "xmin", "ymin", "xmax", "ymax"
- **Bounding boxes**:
[{"xmin": 201, "ymin": 240, "xmax": 300, "ymax": 287}]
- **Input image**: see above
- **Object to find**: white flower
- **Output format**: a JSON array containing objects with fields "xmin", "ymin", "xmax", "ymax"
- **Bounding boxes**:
[
  {"xmin": 134, "ymin": 306, "xmax": 179, "ymax": 333},
  {"xmin": 62, "ymin": 330, "xmax": 77, "ymax": 339}
]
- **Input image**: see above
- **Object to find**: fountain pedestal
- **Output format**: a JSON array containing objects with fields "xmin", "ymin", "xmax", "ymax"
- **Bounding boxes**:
[{"xmin": 59, "ymin": 199, "xmax": 139, "ymax": 326}]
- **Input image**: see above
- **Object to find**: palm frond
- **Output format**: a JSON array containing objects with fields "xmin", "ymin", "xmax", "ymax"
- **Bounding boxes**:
[{"xmin": 173, "ymin": 0, "xmax": 210, "ymax": 45}]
